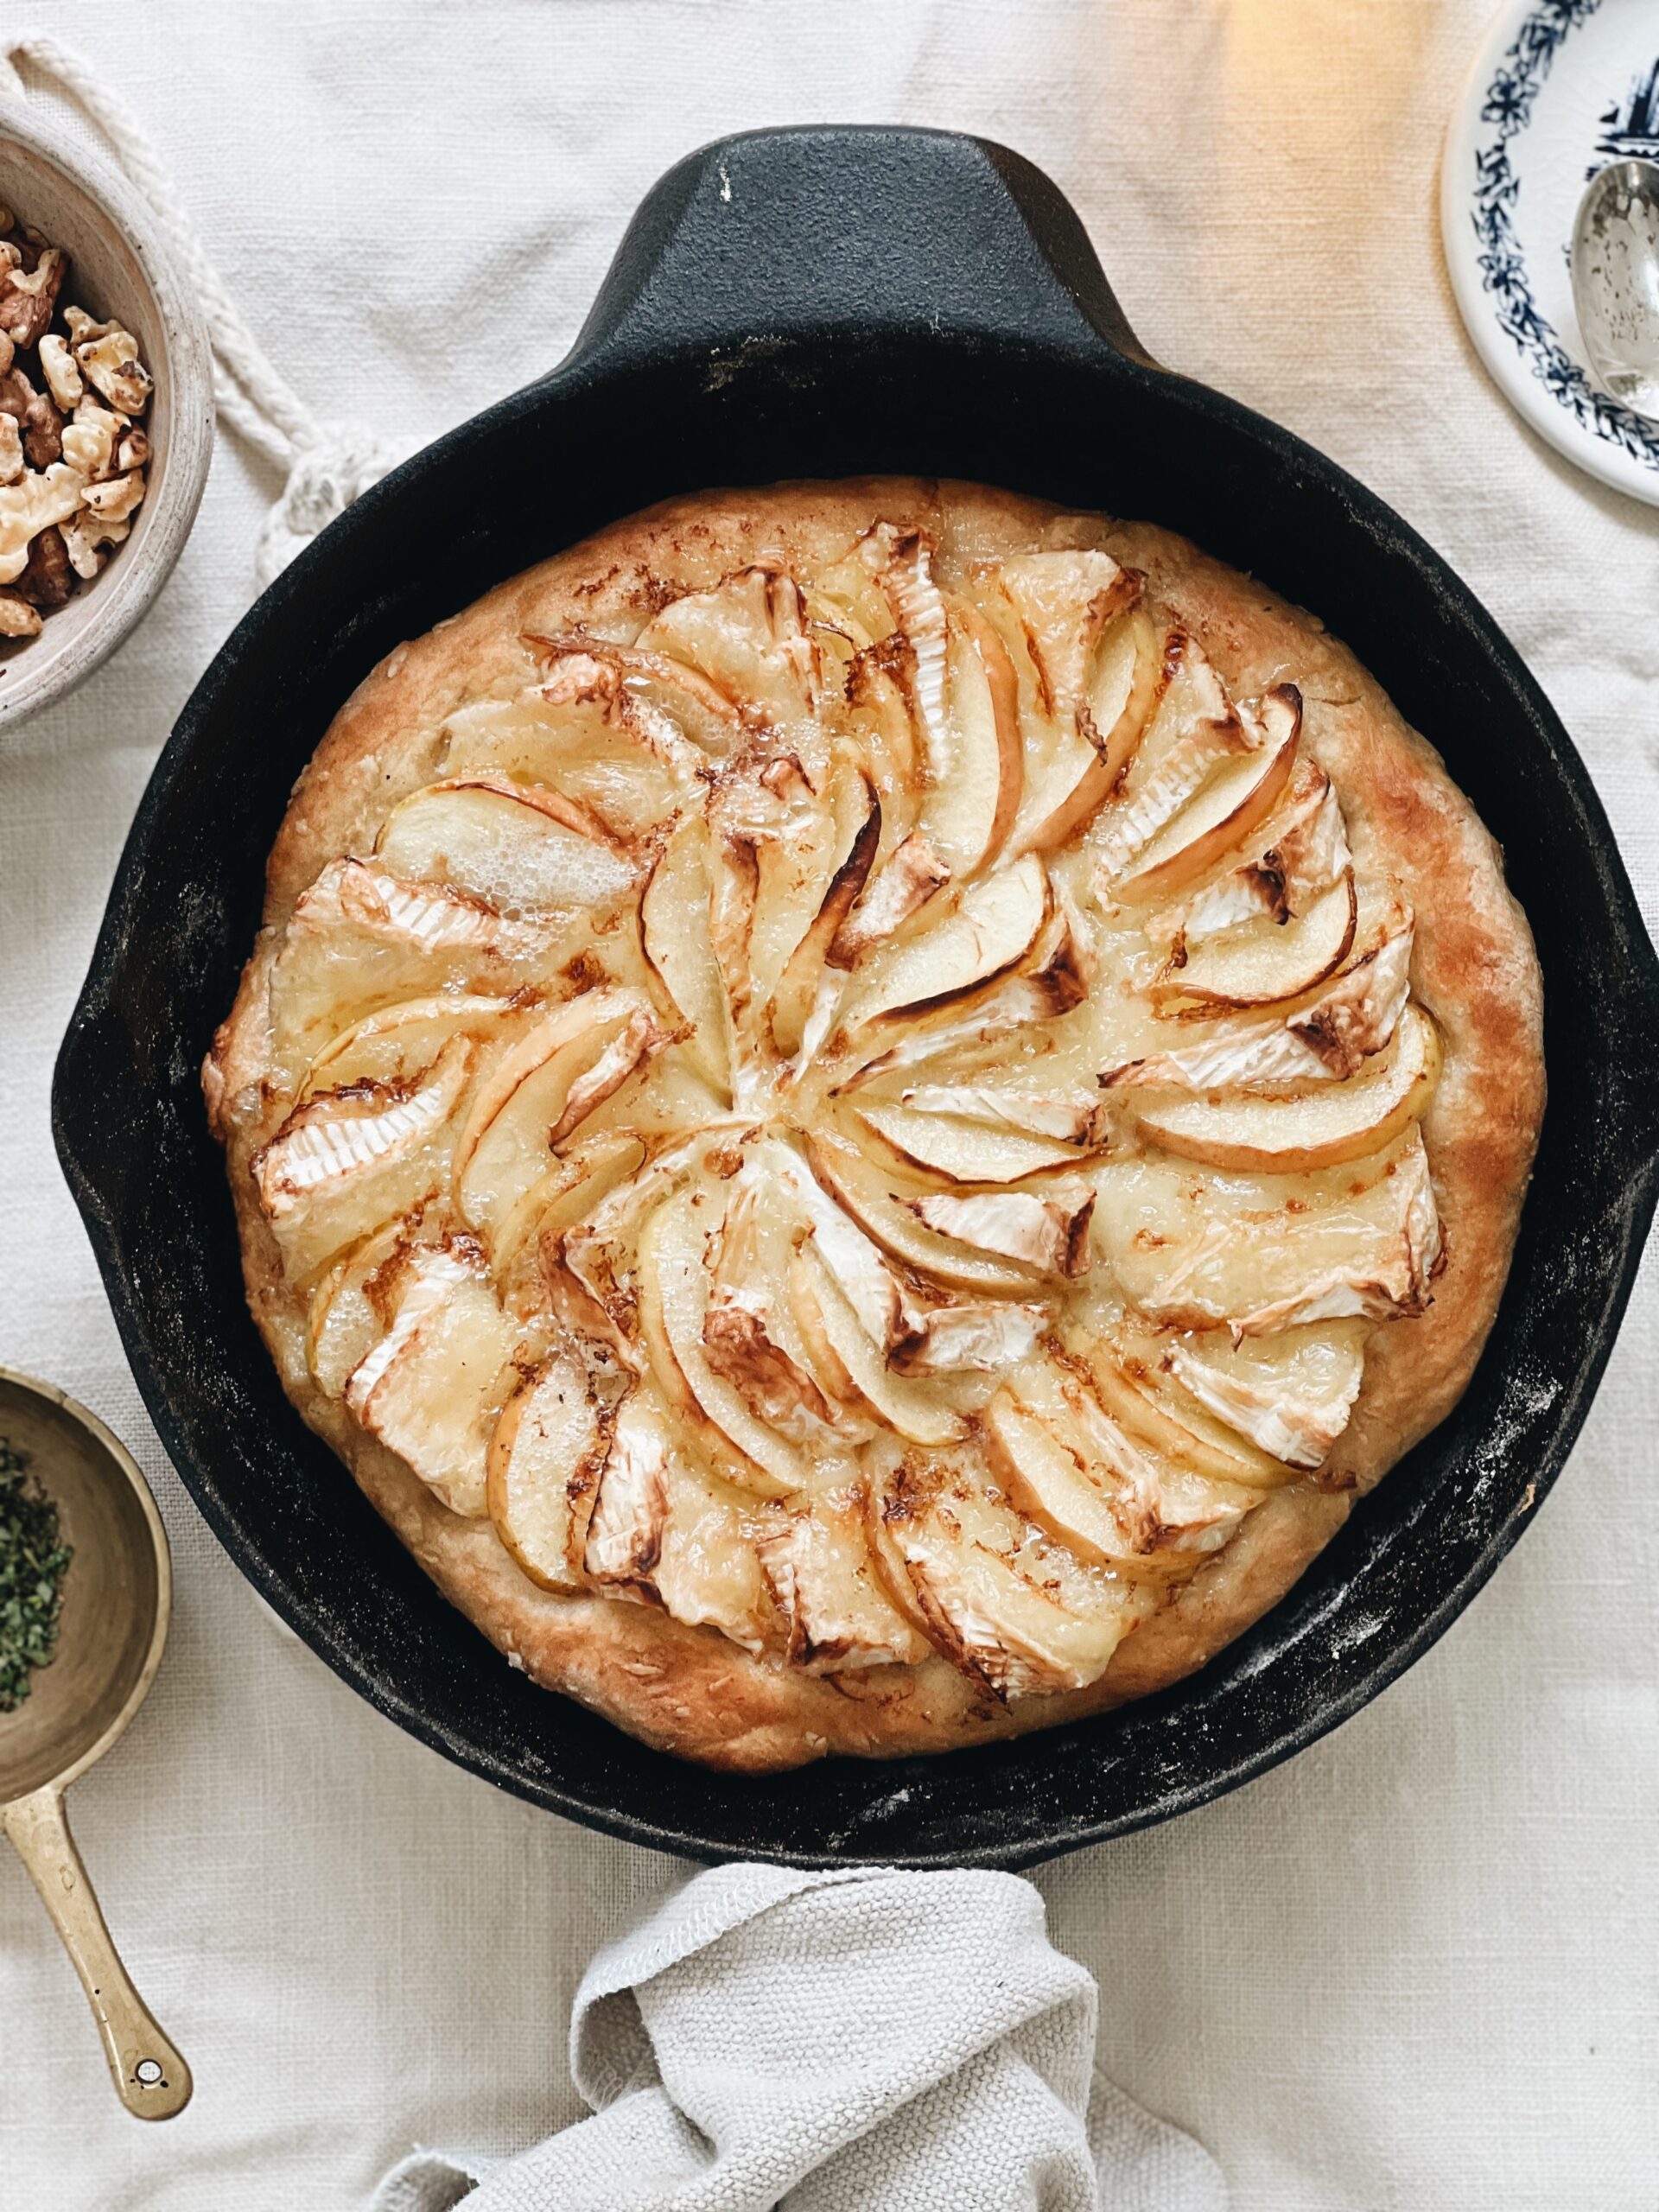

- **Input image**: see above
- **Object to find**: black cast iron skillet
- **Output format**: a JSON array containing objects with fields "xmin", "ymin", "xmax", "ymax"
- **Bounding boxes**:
[{"xmin": 54, "ymin": 127, "xmax": 1659, "ymax": 1869}]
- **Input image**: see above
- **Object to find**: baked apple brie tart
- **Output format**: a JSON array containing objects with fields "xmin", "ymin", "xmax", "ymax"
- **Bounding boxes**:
[{"xmin": 206, "ymin": 481, "xmax": 1543, "ymax": 1769}]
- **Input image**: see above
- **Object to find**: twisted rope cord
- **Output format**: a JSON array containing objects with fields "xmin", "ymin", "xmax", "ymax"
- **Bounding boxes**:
[{"xmin": 0, "ymin": 34, "xmax": 399, "ymax": 582}]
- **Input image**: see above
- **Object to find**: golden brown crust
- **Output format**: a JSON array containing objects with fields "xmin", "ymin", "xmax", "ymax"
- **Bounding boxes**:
[{"xmin": 208, "ymin": 478, "xmax": 1544, "ymax": 1770}]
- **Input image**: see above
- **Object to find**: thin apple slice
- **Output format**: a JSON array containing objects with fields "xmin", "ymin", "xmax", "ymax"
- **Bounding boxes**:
[
  {"xmin": 985, "ymin": 1389, "xmax": 1147, "ymax": 1572},
  {"xmin": 988, "ymin": 1355, "xmax": 1259, "ymax": 1567},
  {"xmin": 769, "ymin": 769, "xmax": 880, "ymax": 1056},
  {"xmin": 702, "ymin": 1179, "xmax": 841, "ymax": 1442},
  {"xmin": 1151, "ymin": 869, "xmax": 1357, "ymax": 1011},
  {"xmin": 804, "ymin": 1131, "xmax": 1046, "ymax": 1295},
  {"xmin": 302, "ymin": 991, "xmax": 520, "ymax": 1098},
  {"xmin": 492, "ymin": 1131, "xmax": 645, "ymax": 1276},
  {"xmin": 308, "ymin": 1259, "xmax": 385, "ymax": 1402},
  {"xmin": 1059, "ymin": 1326, "xmax": 1288, "ymax": 1489},
  {"xmin": 1090, "ymin": 632, "xmax": 1244, "ymax": 873},
  {"xmin": 871, "ymin": 1451, "xmax": 1150, "ymax": 1699},
  {"xmin": 1131, "ymin": 1001, "xmax": 1440, "ymax": 1171},
  {"xmin": 814, "ymin": 531, "xmax": 906, "ymax": 649},
  {"xmin": 709, "ymin": 755, "xmax": 847, "ymax": 1033},
  {"xmin": 437, "ymin": 683, "xmax": 694, "ymax": 836},
  {"xmin": 825, "ymin": 831, "xmax": 950, "ymax": 970},
  {"xmin": 1164, "ymin": 1325, "xmax": 1367, "ymax": 1470},
  {"xmin": 1157, "ymin": 864, "xmax": 1283, "ymax": 944},
  {"xmin": 986, "ymin": 550, "xmax": 1138, "ymax": 720},
  {"xmin": 580, "ymin": 1381, "xmax": 775, "ymax": 1656},
  {"xmin": 306, "ymin": 1207, "xmax": 436, "ymax": 1399},
  {"xmin": 866, "ymin": 524, "xmax": 949, "ymax": 746},
  {"xmin": 376, "ymin": 776, "xmax": 638, "ymax": 913},
  {"xmin": 854, "ymin": 1100, "xmax": 1084, "ymax": 1183},
  {"xmin": 917, "ymin": 599, "xmax": 1023, "ymax": 874},
  {"xmin": 1276, "ymin": 899, "xmax": 1415, "ymax": 1077},
  {"xmin": 636, "ymin": 1184, "xmax": 807, "ymax": 1496},
  {"xmin": 985, "ymin": 1382, "xmax": 1213, "ymax": 1579},
  {"xmin": 547, "ymin": 1005, "xmax": 668, "ymax": 1143},
  {"xmin": 786, "ymin": 1243, "xmax": 963, "ymax": 1446},
  {"xmin": 632, "ymin": 564, "xmax": 823, "ymax": 727},
  {"xmin": 756, "ymin": 1487, "xmax": 931, "ymax": 1669},
  {"xmin": 1100, "ymin": 908, "xmax": 1414, "ymax": 1090},
  {"xmin": 451, "ymin": 989, "xmax": 657, "ymax": 1238},
  {"xmin": 783, "ymin": 1249, "xmax": 865, "ymax": 1411},
  {"xmin": 840, "ymin": 912, "xmax": 1089, "ymax": 1089},
  {"xmin": 1012, "ymin": 605, "xmax": 1166, "ymax": 855},
  {"xmin": 865, "ymin": 528, "xmax": 1023, "ymax": 874},
  {"xmin": 840, "ymin": 969, "xmax": 1075, "ymax": 1090},
  {"xmin": 586, "ymin": 1395, "xmax": 780, "ymax": 1655},
  {"xmin": 904, "ymin": 1185, "xmax": 1094, "ymax": 1278},
  {"xmin": 704, "ymin": 824, "xmax": 758, "ymax": 1023},
  {"xmin": 1255, "ymin": 760, "xmax": 1352, "ymax": 909},
  {"xmin": 842, "ymin": 641, "xmax": 921, "ymax": 789},
  {"xmin": 582, "ymin": 1384, "xmax": 670, "ymax": 1586},
  {"xmin": 649, "ymin": 1463, "xmax": 779, "ymax": 1656},
  {"xmin": 550, "ymin": 1133, "xmax": 704, "ymax": 1355},
  {"xmin": 257, "ymin": 1044, "xmax": 473, "ymax": 1213},
  {"xmin": 284, "ymin": 856, "xmax": 546, "ymax": 961},
  {"xmin": 1107, "ymin": 687, "xmax": 1301, "ymax": 903},
  {"xmin": 344, "ymin": 1239, "xmax": 518, "ymax": 1516},
  {"xmin": 847, "ymin": 852, "xmax": 1050, "ymax": 1027},
  {"xmin": 516, "ymin": 652, "xmax": 702, "ymax": 771},
  {"xmin": 1096, "ymin": 1128, "xmax": 1443, "ymax": 1336},
  {"xmin": 268, "ymin": 858, "xmax": 561, "ymax": 1081},
  {"xmin": 899, "ymin": 1084, "xmax": 1109, "ymax": 1147},
  {"xmin": 767, "ymin": 1141, "xmax": 916, "ymax": 1351},
  {"xmin": 640, "ymin": 813, "xmax": 733, "ymax": 1097},
  {"xmin": 486, "ymin": 1345, "xmax": 607, "ymax": 1588},
  {"xmin": 979, "ymin": 551, "xmax": 1166, "ymax": 855},
  {"xmin": 966, "ymin": 563, "xmax": 1053, "ymax": 750},
  {"xmin": 1168, "ymin": 760, "xmax": 1352, "ymax": 942},
  {"xmin": 525, "ymin": 629, "xmax": 749, "ymax": 757},
  {"xmin": 253, "ymin": 1035, "xmax": 473, "ymax": 1279},
  {"xmin": 701, "ymin": 1300, "xmax": 841, "ymax": 1442}
]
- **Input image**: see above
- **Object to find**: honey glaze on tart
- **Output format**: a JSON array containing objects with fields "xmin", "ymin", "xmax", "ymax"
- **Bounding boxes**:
[{"xmin": 223, "ymin": 524, "xmax": 1452, "ymax": 1710}]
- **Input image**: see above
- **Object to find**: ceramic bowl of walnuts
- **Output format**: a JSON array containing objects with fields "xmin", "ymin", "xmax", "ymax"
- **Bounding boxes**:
[{"xmin": 0, "ymin": 93, "xmax": 213, "ymax": 728}]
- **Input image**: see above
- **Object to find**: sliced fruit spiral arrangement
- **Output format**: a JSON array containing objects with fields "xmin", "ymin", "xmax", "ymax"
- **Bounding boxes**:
[{"xmin": 210, "ymin": 510, "xmax": 1461, "ymax": 1725}]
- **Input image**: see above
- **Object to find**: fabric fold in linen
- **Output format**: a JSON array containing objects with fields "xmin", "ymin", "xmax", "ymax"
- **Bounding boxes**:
[{"xmin": 371, "ymin": 1863, "xmax": 1225, "ymax": 2212}]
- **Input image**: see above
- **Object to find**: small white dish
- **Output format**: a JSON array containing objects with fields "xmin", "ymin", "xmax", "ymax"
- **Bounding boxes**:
[
  {"xmin": 0, "ymin": 93, "xmax": 213, "ymax": 729},
  {"xmin": 1443, "ymin": 0, "xmax": 1659, "ymax": 506}
]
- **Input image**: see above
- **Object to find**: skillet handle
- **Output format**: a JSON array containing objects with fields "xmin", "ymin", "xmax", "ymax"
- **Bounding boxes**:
[{"xmin": 568, "ymin": 125, "xmax": 1153, "ymax": 376}]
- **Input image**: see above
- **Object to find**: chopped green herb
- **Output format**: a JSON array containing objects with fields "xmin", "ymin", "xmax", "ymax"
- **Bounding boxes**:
[{"xmin": 0, "ymin": 1436, "xmax": 72, "ymax": 1713}]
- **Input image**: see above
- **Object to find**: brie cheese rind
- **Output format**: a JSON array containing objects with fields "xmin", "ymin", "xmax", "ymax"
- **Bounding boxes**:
[{"xmin": 206, "ymin": 478, "xmax": 1544, "ymax": 1772}]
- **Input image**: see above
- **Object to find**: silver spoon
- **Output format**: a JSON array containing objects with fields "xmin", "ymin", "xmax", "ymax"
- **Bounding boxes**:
[{"xmin": 1571, "ymin": 158, "xmax": 1659, "ymax": 420}]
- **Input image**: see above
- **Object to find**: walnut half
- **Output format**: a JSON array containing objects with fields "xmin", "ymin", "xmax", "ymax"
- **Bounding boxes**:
[
  {"xmin": 0, "ymin": 217, "xmax": 156, "ymax": 640},
  {"xmin": 64, "ymin": 305, "xmax": 152, "ymax": 417},
  {"xmin": 0, "ymin": 241, "xmax": 66, "ymax": 351}
]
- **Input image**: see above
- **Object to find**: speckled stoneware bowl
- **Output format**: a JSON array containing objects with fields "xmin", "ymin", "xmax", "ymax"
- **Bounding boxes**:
[{"xmin": 0, "ymin": 90, "xmax": 213, "ymax": 730}]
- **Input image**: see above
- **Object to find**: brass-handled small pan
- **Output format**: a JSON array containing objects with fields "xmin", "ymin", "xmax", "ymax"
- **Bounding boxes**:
[{"xmin": 0, "ymin": 1367, "xmax": 190, "ymax": 2118}]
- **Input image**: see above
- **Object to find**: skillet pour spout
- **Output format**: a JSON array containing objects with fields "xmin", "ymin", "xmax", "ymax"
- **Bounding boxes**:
[{"xmin": 54, "ymin": 126, "xmax": 1659, "ymax": 1868}]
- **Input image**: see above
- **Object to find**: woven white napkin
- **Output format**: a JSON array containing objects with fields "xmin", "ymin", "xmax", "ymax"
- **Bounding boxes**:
[{"xmin": 370, "ymin": 1865, "xmax": 1225, "ymax": 2212}]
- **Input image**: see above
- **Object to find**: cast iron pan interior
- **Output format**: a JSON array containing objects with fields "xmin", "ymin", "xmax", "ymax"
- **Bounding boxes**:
[{"xmin": 54, "ymin": 128, "xmax": 1659, "ymax": 1867}]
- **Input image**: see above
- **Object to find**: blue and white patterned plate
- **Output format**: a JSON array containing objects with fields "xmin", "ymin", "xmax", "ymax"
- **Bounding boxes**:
[{"xmin": 1444, "ymin": 0, "xmax": 1659, "ymax": 505}]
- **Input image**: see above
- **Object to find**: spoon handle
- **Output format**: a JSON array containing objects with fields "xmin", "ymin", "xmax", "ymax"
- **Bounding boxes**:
[{"xmin": 3, "ymin": 1784, "xmax": 192, "ymax": 2120}]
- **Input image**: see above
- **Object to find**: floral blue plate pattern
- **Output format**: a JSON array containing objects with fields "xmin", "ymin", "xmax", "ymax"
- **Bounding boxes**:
[{"xmin": 1444, "ymin": 0, "xmax": 1659, "ymax": 504}]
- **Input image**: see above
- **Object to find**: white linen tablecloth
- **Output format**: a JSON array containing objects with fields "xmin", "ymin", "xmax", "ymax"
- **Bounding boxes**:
[{"xmin": 1, "ymin": 4, "xmax": 1654, "ymax": 2207}]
